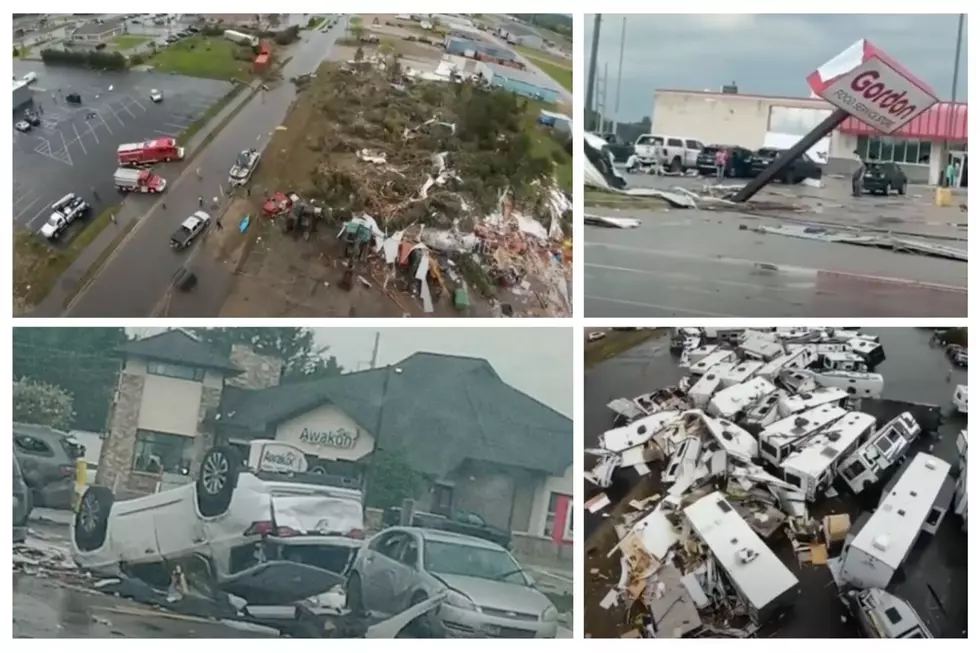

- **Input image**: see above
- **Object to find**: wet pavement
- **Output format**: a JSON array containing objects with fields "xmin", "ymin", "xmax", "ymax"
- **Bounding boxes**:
[
  {"xmin": 585, "ymin": 175, "xmax": 967, "ymax": 318},
  {"xmin": 584, "ymin": 327, "xmax": 968, "ymax": 638}
]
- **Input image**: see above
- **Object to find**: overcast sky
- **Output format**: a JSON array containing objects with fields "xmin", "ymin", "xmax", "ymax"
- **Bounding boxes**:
[
  {"xmin": 585, "ymin": 14, "xmax": 969, "ymax": 122},
  {"xmin": 128, "ymin": 328, "xmax": 572, "ymax": 418}
]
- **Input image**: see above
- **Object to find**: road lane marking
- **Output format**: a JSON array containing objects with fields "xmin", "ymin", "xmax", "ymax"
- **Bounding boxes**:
[
  {"xmin": 119, "ymin": 101, "xmax": 137, "ymax": 119},
  {"xmin": 127, "ymin": 94, "xmax": 146, "ymax": 111},
  {"xmin": 72, "ymin": 123, "xmax": 88, "ymax": 156},
  {"xmin": 584, "ymin": 294, "xmax": 731, "ymax": 317},
  {"xmin": 165, "ymin": 121, "xmax": 191, "ymax": 129},
  {"xmin": 14, "ymin": 197, "xmax": 42, "ymax": 223},
  {"xmin": 59, "ymin": 129, "xmax": 74, "ymax": 165},
  {"xmin": 84, "ymin": 118, "xmax": 100, "ymax": 144},
  {"xmin": 105, "ymin": 102, "xmax": 126, "ymax": 126},
  {"xmin": 96, "ymin": 110, "xmax": 113, "ymax": 135},
  {"xmin": 26, "ymin": 203, "xmax": 52, "ymax": 229},
  {"xmin": 154, "ymin": 130, "xmax": 177, "ymax": 137}
]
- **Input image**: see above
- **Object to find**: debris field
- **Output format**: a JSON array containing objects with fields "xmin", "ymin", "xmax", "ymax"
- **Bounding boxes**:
[{"xmin": 585, "ymin": 327, "xmax": 968, "ymax": 638}]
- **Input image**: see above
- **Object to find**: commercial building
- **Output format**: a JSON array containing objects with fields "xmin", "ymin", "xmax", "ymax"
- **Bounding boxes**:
[
  {"xmin": 96, "ymin": 330, "xmax": 573, "ymax": 547},
  {"xmin": 477, "ymin": 61, "xmax": 560, "ymax": 104},
  {"xmin": 70, "ymin": 18, "xmax": 125, "ymax": 43},
  {"xmin": 651, "ymin": 88, "xmax": 968, "ymax": 186},
  {"xmin": 444, "ymin": 36, "xmax": 516, "ymax": 62},
  {"xmin": 13, "ymin": 79, "xmax": 32, "ymax": 110}
]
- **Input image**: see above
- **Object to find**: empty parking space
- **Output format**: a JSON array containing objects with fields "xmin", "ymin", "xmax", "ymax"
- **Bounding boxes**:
[{"xmin": 12, "ymin": 61, "xmax": 232, "ymax": 239}]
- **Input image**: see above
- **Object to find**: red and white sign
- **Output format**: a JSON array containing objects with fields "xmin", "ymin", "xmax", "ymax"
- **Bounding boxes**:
[{"xmin": 806, "ymin": 40, "xmax": 938, "ymax": 135}]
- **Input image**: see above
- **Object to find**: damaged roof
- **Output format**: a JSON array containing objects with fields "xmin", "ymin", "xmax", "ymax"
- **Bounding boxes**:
[
  {"xmin": 220, "ymin": 351, "xmax": 572, "ymax": 477},
  {"xmin": 117, "ymin": 330, "xmax": 242, "ymax": 373}
]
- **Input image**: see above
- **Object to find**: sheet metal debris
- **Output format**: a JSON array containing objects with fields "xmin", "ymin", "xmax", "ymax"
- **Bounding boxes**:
[{"xmin": 587, "ymin": 326, "xmax": 937, "ymax": 638}]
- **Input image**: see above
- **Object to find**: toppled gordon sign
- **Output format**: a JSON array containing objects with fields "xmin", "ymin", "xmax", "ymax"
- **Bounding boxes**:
[
  {"xmin": 806, "ymin": 39, "xmax": 938, "ymax": 134},
  {"xmin": 733, "ymin": 39, "xmax": 939, "ymax": 203}
]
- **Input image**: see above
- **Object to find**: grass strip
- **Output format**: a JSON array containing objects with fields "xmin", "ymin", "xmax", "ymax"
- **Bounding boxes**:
[{"xmin": 584, "ymin": 328, "xmax": 665, "ymax": 368}]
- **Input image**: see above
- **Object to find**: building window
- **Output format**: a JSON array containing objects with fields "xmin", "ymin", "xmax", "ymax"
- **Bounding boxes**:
[
  {"xmin": 544, "ymin": 492, "xmax": 568, "ymax": 538},
  {"xmin": 133, "ymin": 430, "xmax": 195, "ymax": 474},
  {"xmin": 856, "ymin": 135, "xmax": 932, "ymax": 165},
  {"xmin": 147, "ymin": 361, "xmax": 205, "ymax": 382}
]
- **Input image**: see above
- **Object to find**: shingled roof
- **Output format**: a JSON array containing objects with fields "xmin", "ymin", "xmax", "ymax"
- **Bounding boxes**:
[
  {"xmin": 219, "ymin": 352, "xmax": 571, "ymax": 477},
  {"xmin": 117, "ymin": 330, "xmax": 242, "ymax": 373}
]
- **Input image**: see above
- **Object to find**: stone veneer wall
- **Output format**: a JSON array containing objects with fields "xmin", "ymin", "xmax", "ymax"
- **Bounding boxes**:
[
  {"xmin": 191, "ymin": 386, "xmax": 224, "ymax": 474},
  {"xmin": 228, "ymin": 344, "xmax": 283, "ymax": 390},
  {"xmin": 96, "ymin": 372, "xmax": 145, "ymax": 492}
]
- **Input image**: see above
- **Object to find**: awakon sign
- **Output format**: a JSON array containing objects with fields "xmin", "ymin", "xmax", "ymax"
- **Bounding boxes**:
[{"xmin": 299, "ymin": 427, "xmax": 359, "ymax": 450}]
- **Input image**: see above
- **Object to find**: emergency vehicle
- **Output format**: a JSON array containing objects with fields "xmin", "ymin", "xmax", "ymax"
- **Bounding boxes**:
[
  {"xmin": 114, "ymin": 168, "xmax": 167, "ymax": 193},
  {"xmin": 117, "ymin": 138, "xmax": 185, "ymax": 166}
]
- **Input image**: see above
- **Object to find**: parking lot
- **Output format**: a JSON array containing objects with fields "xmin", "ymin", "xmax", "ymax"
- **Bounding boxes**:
[{"xmin": 12, "ymin": 61, "xmax": 232, "ymax": 241}]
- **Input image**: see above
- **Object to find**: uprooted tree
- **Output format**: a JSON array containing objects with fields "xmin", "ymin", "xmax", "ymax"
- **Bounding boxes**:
[{"xmin": 13, "ymin": 377, "xmax": 75, "ymax": 430}]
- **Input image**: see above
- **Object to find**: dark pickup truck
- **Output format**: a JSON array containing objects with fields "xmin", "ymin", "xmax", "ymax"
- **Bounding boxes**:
[
  {"xmin": 598, "ymin": 133, "xmax": 635, "ymax": 163},
  {"xmin": 382, "ymin": 507, "xmax": 511, "ymax": 549}
]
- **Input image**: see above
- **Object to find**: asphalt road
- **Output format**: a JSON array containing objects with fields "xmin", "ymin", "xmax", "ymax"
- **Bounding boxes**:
[
  {"xmin": 585, "ymin": 211, "xmax": 967, "ymax": 318},
  {"xmin": 584, "ymin": 328, "xmax": 968, "ymax": 638},
  {"xmin": 65, "ymin": 19, "xmax": 349, "ymax": 317},
  {"xmin": 12, "ymin": 61, "xmax": 230, "ymax": 239}
]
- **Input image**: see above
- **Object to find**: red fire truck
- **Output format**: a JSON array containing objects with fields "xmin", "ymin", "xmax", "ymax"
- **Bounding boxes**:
[
  {"xmin": 116, "ymin": 138, "xmax": 186, "ymax": 167},
  {"xmin": 114, "ymin": 168, "xmax": 168, "ymax": 193}
]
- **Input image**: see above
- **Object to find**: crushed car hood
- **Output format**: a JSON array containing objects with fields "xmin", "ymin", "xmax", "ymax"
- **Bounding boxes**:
[
  {"xmin": 432, "ymin": 573, "xmax": 549, "ymax": 617},
  {"xmin": 220, "ymin": 561, "xmax": 346, "ymax": 606}
]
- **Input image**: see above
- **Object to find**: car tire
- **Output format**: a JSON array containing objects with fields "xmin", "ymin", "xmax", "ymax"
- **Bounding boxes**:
[
  {"xmin": 670, "ymin": 157, "xmax": 682, "ymax": 174},
  {"xmin": 195, "ymin": 446, "xmax": 242, "ymax": 518},
  {"xmin": 346, "ymin": 572, "xmax": 365, "ymax": 614},
  {"xmin": 407, "ymin": 591, "xmax": 436, "ymax": 637},
  {"xmin": 884, "ymin": 183, "xmax": 891, "ymax": 195},
  {"xmin": 74, "ymin": 486, "xmax": 114, "ymax": 552},
  {"xmin": 898, "ymin": 182, "xmax": 907, "ymax": 195}
]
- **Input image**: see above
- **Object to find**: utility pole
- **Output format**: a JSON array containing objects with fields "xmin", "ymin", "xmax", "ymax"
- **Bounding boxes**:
[
  {"xmin": 584, "ymin": 14, "xmax": 602, "ymax": 132},
  {"xmin": 369, "ymin": 331, "xmax": 381, "ymax": 369},
  {"xmin": 612, "ymin": 16, "xmax": 626, "ymax": 137},
  {"xmin": 601, "ymin": 63, "xmax": 609, "ymax": 133},
  {"xmin": 945, "ymin": 13, "xmax": 965, "ymax": 176}
]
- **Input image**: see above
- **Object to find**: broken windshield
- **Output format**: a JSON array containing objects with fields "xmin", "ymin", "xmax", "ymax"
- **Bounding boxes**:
[{"xmin": 423, "ymin": 541, "xmax": 528, "ymax": 586}]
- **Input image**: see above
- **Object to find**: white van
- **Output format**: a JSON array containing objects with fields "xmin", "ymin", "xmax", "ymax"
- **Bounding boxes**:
[
  {"xmin": 759, "ymin": 404, "xmax": 848, "ymax": 466},
  {"xmin": 953, "ymin": 385, "xmax": 968, "ymax": 414},
  {"xmin": 684, "ymin": 492, "xmax": 799, "ymax": 625},
  {"xmin": 838, "ymin": 412, "xmax": 921, "ymax": 495},
  {"xmin": 839, "ymin": 453, "xmax": 953, "ymax": 589},
  {"xmin": 779, "ymin": 412, "xmax": 877, "ymax": 500}
]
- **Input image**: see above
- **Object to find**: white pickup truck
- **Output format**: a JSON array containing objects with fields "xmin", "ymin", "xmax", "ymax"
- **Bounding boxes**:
[
  {"xmin": 630, "ymin": 134, "xmax": 704, "ymax": 174},
  {"xmin": 38, "ymin": 193, "xmax": 90, "ymax": 239}
]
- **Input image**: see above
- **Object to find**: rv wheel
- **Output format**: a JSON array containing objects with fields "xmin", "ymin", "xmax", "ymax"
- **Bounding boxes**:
[
  {"xmin": 74, "ymin": 486, "xmax": 114, "ymax": 552},
  {"xmin": 196, "ymin": 446, "xmax": 242, "ymax": 517}
]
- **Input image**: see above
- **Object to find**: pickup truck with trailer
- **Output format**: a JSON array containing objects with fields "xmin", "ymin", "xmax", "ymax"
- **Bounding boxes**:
[
  {"xmin": 170, "ymin": 211, "xmax": 211, "ymax": 249},
  {"xmin": 114, "ymin": 168, "xmax": 167, "ymax": 193},
  {"xmin": 38, "ymin": 193, "xmax": 89, "ymax": 239}
]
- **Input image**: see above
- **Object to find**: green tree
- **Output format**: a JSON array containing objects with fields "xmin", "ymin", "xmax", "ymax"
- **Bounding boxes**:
[
  {"xmin": 364, "ymin": 448, "xmax": 424, "ymax": 509},
  {"xmin": 13, "ymin": 378, "xmax": 75, "ymax": 430},
  {"xmin": 350, "ymin": 23, "xmax": 365, "ymax": 41},
  {"xmin": 189, "ymin": 327, "xmax": 344, "ymax": 381},
  {"xmin": 13, "ymin": 327, "xmax": 127, "ymax": 431}
]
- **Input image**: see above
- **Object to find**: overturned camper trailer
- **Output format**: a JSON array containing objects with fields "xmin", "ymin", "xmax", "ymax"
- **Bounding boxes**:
[
  {"xmin": 838, "ymin": 412, "xmax": 921, "ymax": 495},
  {"xmin": 839, "ymin": 453, "xmax": 953, "ymax": 590},
  {"xmin": 779, "ymin": 412, "xmax": 877, "ymax": 501},
  {"xmin": 707, "ymin": 377, "xmax": 777, "ymax": 420},
  {"xmin": 759, "ymin": 404, "xmax": 849, "ymax": 467},
  {"xmin": 688, "ymin": 361, "xmax": 737, "ymax": 409},
  {"xmin": 844, "ymin": 588, "xmax": 933, "ymax": 638},
  {"xmin": 738, "ymin": 332, "xmax": 785, "ymax": 362},
  {"xmin": 809, "ymin": 370, "xmax": 884, "ymax": 399},
  {"xmin": 954, "ymin": 430, "xmax": 967, "ymax": 532},
  {"xmin": 684, "ymin": 492, "xmax": 800, "ymax": 625},
  {"xmin": 777, "ymin": 387, "xmax": 851, "ymax": 417}
]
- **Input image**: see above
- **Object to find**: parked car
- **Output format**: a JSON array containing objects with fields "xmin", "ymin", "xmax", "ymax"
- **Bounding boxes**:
[
  {"xmin": 862, "ymin": 162, "xmax": 908, "ymax": 195},
  {"xmin": 382, "ymin": 507, "xmax": 512, "ymax": 549},
  {"xmin": 634, "ymin": 135, "xmax": 703, "ymax": 173},
  {"xmin": 748, "ymin": 147, "xmax": 822, "ymax": 184},
  {"xmin": 22, "ymin": 110, "xmax": 41, "ymax": 126},
  {"xmin": 14, "ymin": 120, "xmax": 31, "ymax": 133},
  {"xmin": 170, "ymin": 211, "xmax": 211, "ymax": 249},
  {"xmin": 13, "ymin": 456, "xmax": 33, "ymax": 543},
  {"xmin": 72, "ymin": 441, "xmax": 365, "ymax": 609},
  {"xmin": 346, "ymin": 527, "xmax": 559, "ymax": 638},
  {"xmin": 696, "ymin": 145, "xmax": 754, "ymax": 178},
  {"xmin": 65, "ymin": 92, "xmax": 82, "ymax": 104},
  {"xmin": 149, "ymin": 89, "xmax": 163, "ymax": 103},
  {"xmin": 13, "ymin": 423, "xmax": 83, "ymax": 509},
  {"xmin": 946, "ymin": 344, "xmax": 968, "ymax": 367}
]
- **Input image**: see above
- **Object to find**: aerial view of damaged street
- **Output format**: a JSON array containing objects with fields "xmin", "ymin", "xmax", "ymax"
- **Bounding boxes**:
[
  {"xmin": 13, "ymin": 13, "xmax": 573, "ymax": 318},
  {"xmin": 13, "ymin": 326, "xmax": 573, "ymax": 638},
  {"xmin": 583, "ymin": 14, "xmax": 967, "ymax": 317},
  {"xmin": 584, "ymin": 327, "xmax": 968, "ymax": 638}
]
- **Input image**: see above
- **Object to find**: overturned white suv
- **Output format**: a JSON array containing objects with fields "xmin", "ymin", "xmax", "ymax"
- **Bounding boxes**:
[{"xmin": 72, "ymin": 440, "xmax": 369, "ymax": 618}]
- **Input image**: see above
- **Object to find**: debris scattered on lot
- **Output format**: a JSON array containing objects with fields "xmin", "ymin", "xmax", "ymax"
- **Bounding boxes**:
[
  {"xmin": 753, "ymin": 224, "xmax": 968, "ymax": 261},
  {"xmin": 586, "ymin": 327, "xmax": 956, "ymax": 638}
]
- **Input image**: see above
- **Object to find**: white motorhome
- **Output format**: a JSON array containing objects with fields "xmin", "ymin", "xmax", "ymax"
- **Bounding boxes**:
[
  {"xmin": 845, "ymin": 588, "xmax": 933, "ymax": 638},
  {"xmin": 839, "ymin": 453, "xmax": 953, "ymax": 589},
  {"xmin": 708, "ymin": 377, "xmax": 777, "ymax": 420},
  {"xmin": 777, "ymin": 387, "xmax": 851, "ymax": 417},
  {"xmin": 848, "ymin": 337, "xmax": 886, "ymax": 370},
  {"xmin": 953, "ymin": 384, "xmax": 968, "ymax": 414},
  {"xmin": 759, "ymin": 404, "xmax": 849, "ymax": 466},
  {"xmin": 954, "ymin": 430, "xmax": 967, "ymax": 532},
  {"xmin": 684, "ymin": 492, "xmax": 800, "ymax": 624},
  {"xmin": 810, "ymin": 370, "xmax": 884, "ymax": 398},
  {"xmin": 719, "ymin": 360, "xmax": 764, "ymax": 388},
  {"xmin": 679, "ymin": 344, "xmax": 719, "ymax": 368},
  {"xmin": 738, "ymin": 332, "xmax": 785, "ymax": 362},
  {"xmin": 689, "ymin": 349, "xmax": 737, "ymax": 376},
  {"xmin": 817, "ymin": 351, "xmax": 868, "ymax": 373},
  {"xmin": 687, "ymin": 361, "xmax": 736, "ymax": 409},
  {"xmin": 598, "ymin": 411, "xmax": 682, "ymax": 453},
  {"xmin": 758, "ymin": 347, "xmax": 816, "ymax": 380},
  {"xmin": 838, "ymin": 412, "xmax": 921, "ymax": 494},
  {"xmin": 779, "ymin": 412, "xmax": 877, "ymax": 500}
]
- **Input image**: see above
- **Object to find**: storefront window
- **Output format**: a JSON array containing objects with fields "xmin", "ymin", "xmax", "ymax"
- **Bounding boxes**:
[
  {"xmin": 133, "ymin": 430, "xmax": 194, "ymax": 474},
  {"xmin": 857, "ymin": 135, "xmax": 932, "ymax": 166},
  {"xmin": 544, "ymin": 492, "xmax": 560, "ymax": 537}
]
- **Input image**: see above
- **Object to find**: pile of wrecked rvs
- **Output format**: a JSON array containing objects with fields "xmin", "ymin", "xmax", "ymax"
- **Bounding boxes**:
[{"xmin": 587, "ymin": 327, "xmax": 967, "ymax": 638}]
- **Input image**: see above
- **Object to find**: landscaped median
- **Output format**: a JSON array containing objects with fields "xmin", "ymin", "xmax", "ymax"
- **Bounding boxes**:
[
  {"xmin": 514, "ymin": 45, "xmax": 573, "ymax": 92},
  {"xmin": 110, "ymin": 34, "xmax": 150, "ymax": 50},
  {"xmin": 146, "ymin": 34, "xmax": 254, "ymax": 80},
  {"xmin": 13, "ymin": 204, "xmax": 121, "ymax": 315}
]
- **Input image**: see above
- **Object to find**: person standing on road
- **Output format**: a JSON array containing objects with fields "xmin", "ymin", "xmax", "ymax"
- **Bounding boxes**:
[
  {"xmin": 198, "ymin": 196, "xmax": 204, "ymax": 208},
  {"xmin": 714, "ymin": 148, "xmax": 728, "ymax": 183},
  {"xmin": 91, "ymin": 186, "xmax": 100, "ymax": 202},
  {"xmin": 109, "ymin": 213, "xmax": 116, "ymax": 225},
  {"xmin": 945, "ymin": 160, "xmax": 958, "ymax": 188},
  {"xmin": 215, "ymin": 217, "xmax": 223, "ymax": 231},
  {"xmin": 196, "ymin": 167, "xmax": 202, "ymax": 180},
  {"xmin": 851, "ymin": 149, "xmax": 865, "ymax": 197}
]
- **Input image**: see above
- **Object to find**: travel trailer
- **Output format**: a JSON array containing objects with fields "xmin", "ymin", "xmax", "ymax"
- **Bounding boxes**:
[
  {"xmin": 779, "ymin": 412, "xmax": 877, "ymax": 501},
  {"xmin": 684, "ymin": 411, "xmax": 758, "ymax": 461},
  {"xmin": 740, "ymin": 392, "xmax": 784, "ymax": 435},
  {"xmin": 707, "ymin": 377, "xmax": 777, "ymax": 420},
  {"xmin": 848, "ymin": 337, "xmax": 886, "ymax": 370},
  {"xmin": 688, "ymin": 361, "xmax": 736, "ymax": 409},
  {"xmin": 844, "ymin": 588, "xmax": 933, "ymax": 638},
  {"xmin": 689, "ymin": 350, "xmax": 738, "ymax": 376},
  {"xmin": 776, "ymin": 369, "xmax": 819, "ymax": 394},
  {"xmin": 809, "ymin": 370, "xmax": 884, "ymax": 399},
  {"xmin": 816, "ymin": 352, "xmax": 868, "ymax": 373},
  {"xmin": 777, "ymin": 388, "xmax": 851, "ymax": 417},
  {"xmin": 953, "ymin": 385, "xmax": 968, "ymax": 414},
  {"xmin": 759, "ymin": 405, "xmax": 849, "ymax": 466},
  {"xmin": 599, "ymin": 411, "xmax": 682, "ymax": 453},
  {"xmin": 758, "ymin": 347, "xmax": 817, "ymax": 381},
  {"xmin": 719, "ymin": 360, "xmax": 765, "ymax": 388},
  {"xmin": 839, "ymin": 453, "xmax": 953, "ymax": 589},
  {"xmin": 738, "ymin": 332, "xmax": 785, "ymax": 362},
  {"xmin": 953, "ymin": 430, "xmax": 967, "ymax": 532},
  {"xmin": 679, "ymin": 344, "xmax": 719, "ymax": 368},
  {"xmin": 838, "ymin": 412, "xmax": 921, "ymax": 495},
  {"xmin": 684, "ymin": 492, "xmax": 800, "ymax": 625}
]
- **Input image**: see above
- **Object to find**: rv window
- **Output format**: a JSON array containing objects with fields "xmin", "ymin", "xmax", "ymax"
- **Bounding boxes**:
[
  {"xmin": 841, "ymin": 460, "xmax": 865, "ymax": 480},
  {"xmin": 761, "ymin": 441, "xmax": 777, "ymax": 456},
  {"xmin": 716, "ymin": 499, "xmax": 732, "ymax": 513},
  {"xmin": 884, "ymin": 607, "xmax": 903, "ymax": 625},
  {"xmin": 784, "ymin": 472, "xmax": 803, "ymax": 488},
  {"xmin": 903, "ymin": 631, "xmax": 925, "ymax": 638},
  {"xmin": 925, "ymin": 508, "xmax": 942, "ymax": 526}
]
